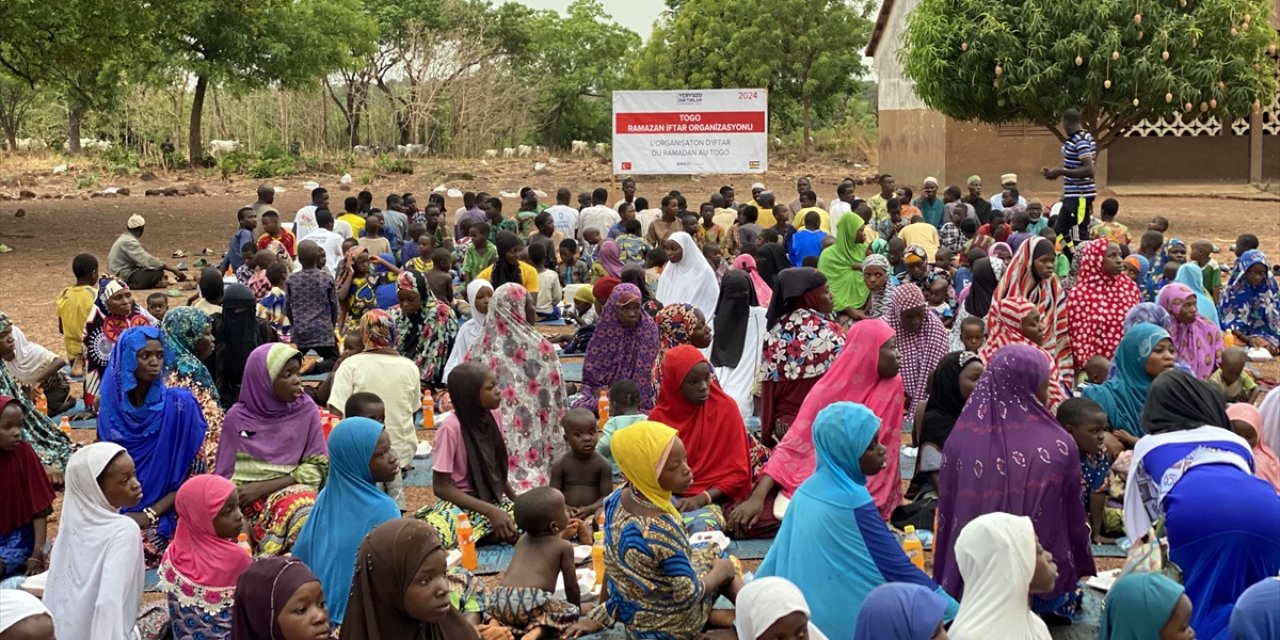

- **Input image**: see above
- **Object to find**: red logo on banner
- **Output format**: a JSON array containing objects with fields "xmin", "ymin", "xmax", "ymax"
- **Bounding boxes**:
[{"xmin": 621, "ymin": 161, "xmax": 632, "ymax": 170}]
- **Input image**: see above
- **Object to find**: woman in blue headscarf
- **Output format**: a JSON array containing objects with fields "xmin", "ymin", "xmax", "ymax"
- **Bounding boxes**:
[
  {"xmin": 160, "ymin": 307, "xmax": 217, "ymax": 399},
  {"xmin": 854, "ymin": 583, "xmax": 950, "ymax": 640},
  {"xmin": 1083, "ymin": 323, "xmax": 1176, "ymax": 448},
  {"xmin": 1219, "ymin": 249, "xmax": 1280, "ymax": 353},
  {"xmin": 1230, "ymin": 577, "xmax": 1280, "ymax": 639},
  {"xmin": 291, "ymin": 417, "xmax": 400, "ymax": 625},
  {"xmin": 757, "ymin": 402, "xmax": 958, "ymax": 639},
  {"xmin": 96, "ymin": 326, "xmax": 210, "ymax": 563},
  {"xmin": 1098, "ymin": 573, "xmax": 1193, "ymax": 640},
  {"xmin": 1173, "ymin": 262, "xmax": 1221, "ymax": 327}
]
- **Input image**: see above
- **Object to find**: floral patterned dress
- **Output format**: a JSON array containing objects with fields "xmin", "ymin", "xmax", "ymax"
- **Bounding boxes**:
[
  {"xmin": 465, "ymin": 283, "xmax": 567, "ymax": 491},
  {"xmin": 757, "ymin": 306, "xmax": 844, "ymax": 445}
]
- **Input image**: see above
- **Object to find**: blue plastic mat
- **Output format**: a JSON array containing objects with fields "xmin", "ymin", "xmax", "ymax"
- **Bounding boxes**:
[
  {"xmin": 724, "ymin": 538, "xmax": 773, "ymax": 560},
  {"xmin": 1090, "ymin": 543, "xmax": 1126, "ymax": 558},
  {"xmin": 401, "ymin": 458, "xmax": 434, "ymax": 487},
  {"xmin": 561, "ymin": 361, "xmax": 584, "ymax": 384}
]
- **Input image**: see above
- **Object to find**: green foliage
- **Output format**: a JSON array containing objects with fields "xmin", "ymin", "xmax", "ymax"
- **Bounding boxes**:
[
  {"xmin": 376, "ymin": 155, "xmax": 413, "ymax": 174},
  {"xmin": 900, "ymin": 0, "xmax": 1279, "ymax": 146},
  {"xmin": 76, "ymin": 174, "xmax": 98, "ymax": 190},
  {"xmin": 101, "ymin": 146, "xmax": 141, "ymax": 176},
  {"xmin": 216, "ymin": 149, "xmax": 251, "ymax": 180}
]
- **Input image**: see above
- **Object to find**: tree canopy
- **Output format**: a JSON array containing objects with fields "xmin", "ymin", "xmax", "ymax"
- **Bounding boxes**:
[{"xmin": 900, "ymin": 0, "xmax": 1279, "ymax": 148}]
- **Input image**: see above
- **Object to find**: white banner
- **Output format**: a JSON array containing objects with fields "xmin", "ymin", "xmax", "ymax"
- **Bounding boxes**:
[{"xmin": 612, "ymin": 89, "xmax": 769, "ymax": 175}]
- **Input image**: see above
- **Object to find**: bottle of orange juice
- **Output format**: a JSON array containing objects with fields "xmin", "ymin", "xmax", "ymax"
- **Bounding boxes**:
[
  {"xmin": 457, "ymin": 514, "xmax": 477, "ymax": 570},
  {"xmin": 59, "ymin": 415, "xmax": 72, "ymax": 434},
  {"xmin": 597, "ymin": 390, "xmax": 609, "ymax": 430},
  {"xmin": 34, "ymin": 387, "xmax": 47, "ymax": 416},
  {"xmin": 902, "ymin": 525, "xmax": 925, "ymax": 570},
  {"xmin": 422, "ymin": 390, "xmax": 435, "ymax": 429},
  {"xmin": 236, "ymin": 533, "xmax": 253, "ymax": 555},
  {"xmin": 592, "ymin": 531, "xmax": 606, "ymax": 589}
]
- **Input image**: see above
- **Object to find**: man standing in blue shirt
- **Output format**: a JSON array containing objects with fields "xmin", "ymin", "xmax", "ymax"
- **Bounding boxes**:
[
  {"xmin": 219, "ymin": 206, "xmax": 257, "ymax": 272},
  {"xmin": 1042, "ymin": 108, "xmax": 1096, "ymax": 259}
]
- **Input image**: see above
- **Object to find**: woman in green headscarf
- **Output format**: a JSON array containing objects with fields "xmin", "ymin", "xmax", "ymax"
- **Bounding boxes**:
[
  {"xmin": 818, "ymin": 210, "xmax": 871, "ymax": 323},
  {"xmin": 1098, "ymin": 573, "xmax": 1193, "ymax": 640}
]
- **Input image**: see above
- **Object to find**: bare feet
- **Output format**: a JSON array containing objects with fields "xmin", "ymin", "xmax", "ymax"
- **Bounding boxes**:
[
  {"xmin": 705, "ymin": 609, "xmax": 736, "ymax": 629},
  {"xmin": 70, "ymin": 357, "xmax": 85, "ymax": 378}
]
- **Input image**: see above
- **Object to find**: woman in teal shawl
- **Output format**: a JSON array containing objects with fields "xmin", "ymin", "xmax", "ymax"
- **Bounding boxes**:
[
  {"xmin": 757, "ymin": 401, "xmax": 958, "ymax": 639},
  {"xmin": 1082, "ymin": 323, "xmax": 1175, "ymax": 445},
  {"xmin": 160, "ymin": 307, "xmax": 218, "ymax": 400},
  {"xmin": 291, "ymin": 417, "xmax": 400, "ymax": 625},
  {"xmin": 818, "ymin": 212, "xmax": 870, "ymax": 322},
  {"xmin": 1099, "ymin": 573, "xmax": 1193, "ymax": 640},
  {"xmin": 1174, "ymin": 263, "xmax": 1220, "ymax": 327}
]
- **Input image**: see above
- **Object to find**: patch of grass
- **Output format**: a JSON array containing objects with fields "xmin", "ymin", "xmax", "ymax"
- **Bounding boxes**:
[
  {"xmin": 76, "ymin": 173, "xmax": 98, "ymax": 189},
  {"xmin": 376, "ymin": 155, "xmax": 412, "ymax": 174},
  {"xmin": 359, "ymin": 170, "xmax": 375, "ymax": 185}
]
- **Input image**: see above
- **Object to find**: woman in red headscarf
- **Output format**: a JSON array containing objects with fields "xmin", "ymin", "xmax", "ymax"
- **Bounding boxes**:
[{"xmin": 647, "ymin": 345, "xmax": 753, "ymax": 522}]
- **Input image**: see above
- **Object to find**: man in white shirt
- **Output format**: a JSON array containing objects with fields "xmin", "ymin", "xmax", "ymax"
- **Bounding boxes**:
[
  {"xmin": 545, "ymin": 187, "xmax": 580, "ymax": 239},
  {"xmin": 294, "ymin": 186, "xmax": 327, "ymax": 241},
  {"xmin": 829, "ymin": 181, "xmax": 859, "ymax": 237},
  {"xmin": 578, "ymin": 187, "xmax": 620, "ymax": 240},
  {"xmin": 989, "ymin": 173, "xmax": 1027, "ymax": 211},
  {"xmin": 302, "ymin": 208, "xmax": 347, "ymax": 272}
]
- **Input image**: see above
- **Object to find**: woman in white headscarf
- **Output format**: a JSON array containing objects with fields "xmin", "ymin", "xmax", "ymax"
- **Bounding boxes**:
[
  {"xmin": 948, "ymin": 512, "xmax": 1059, "ymax": 640},
  {"xmin": 443, "ymin": 279, "xmax": 492, "ymax": 381},
  {"xmin": 734, "ymin": 577, "xmax": 828, "ymax": 640},
  {"xmin": 655, "ymin": 231, "xmax": 720, "ymax": 318},
  {"xmin": 44, "ymin": 442, "xmax": 145, "ymax": 640},
  {"xmin": 0, "ymin": 589, "xmax": 53, "ymax": 638}
]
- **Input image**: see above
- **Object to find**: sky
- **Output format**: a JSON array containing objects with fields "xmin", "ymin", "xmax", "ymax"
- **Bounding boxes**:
[{"xmin": 500, "ymin": 0, "xmax": 667, "ymax": 38}]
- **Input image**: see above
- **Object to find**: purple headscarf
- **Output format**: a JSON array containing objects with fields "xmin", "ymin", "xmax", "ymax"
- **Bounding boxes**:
[
  {"xmin": 934, "ymin": 344, "xmax": 1094, "ymax": 603},
  {"xmin": 215, "ymin": 343, "xmax": 327, "ymax": 477},
  {"xmin": 573, "ymin": 283, "xmax": 659, "ymax": 412},
  {"xmin": 597, "ymin": 240, "xmax": 624, "ymax": 279}
]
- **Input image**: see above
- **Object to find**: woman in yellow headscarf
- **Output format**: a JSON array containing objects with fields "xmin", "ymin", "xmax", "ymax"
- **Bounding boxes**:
[{"xmin": 565, "ymin": 421, "xmax": 743, "ymax": 638}]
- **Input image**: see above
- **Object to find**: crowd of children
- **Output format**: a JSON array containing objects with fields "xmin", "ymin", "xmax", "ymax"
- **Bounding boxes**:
[{"xmin": 0, "ymin": 169, "xmax": 1278, "ymax": 640}]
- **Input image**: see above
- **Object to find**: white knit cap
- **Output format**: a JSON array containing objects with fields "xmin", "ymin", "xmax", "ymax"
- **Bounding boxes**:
[
  {"xmin": 1001, "ymin": 173, "xmax": 1018, "ymax": 184},
  {"xmin": 126, "ymin": 214, "xmax": 146, "ymax": 229}
]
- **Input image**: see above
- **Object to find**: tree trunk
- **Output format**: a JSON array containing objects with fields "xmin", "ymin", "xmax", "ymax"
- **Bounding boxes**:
[
  {"xmin": 67, "ymin": 107, "xmax": 83, "ymax": 154},
  {"xmin": 802, "ymin": 94, "xmax": 812, "ymax": 158},
  {"xmin": 3, "ymin": 128, "xmax": 16, "ymax": 152},
  {"xmin": 188, "ymin": 75, "xmax": 208, "ymax": 164}
]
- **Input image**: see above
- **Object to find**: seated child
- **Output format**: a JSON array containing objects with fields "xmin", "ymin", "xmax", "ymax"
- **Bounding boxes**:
[
  {"xmin": 933, "ymin": 247, "xmax": 955, "ymax": 277},
  {"xmin": 958, "ymin": 316, "xmax": 985, "ymax": 353},
  {"xmin": 1147, "ymin": 215, "xmax": 1169, "ymax": 233},
  {"xmin": 248, "ymin": 250, "xmax": 277, "ymax": 301},
  {"xmin": 256, "ymin": 263, "xmax": 291, "ymax": 342},
  {"xmin": 1076, "ymin": 355, "xmax": 1110, "ymax": 393},
  {"xmin": 703, "ymin": 243, "xmax": 727, "ymax": 281},
  {"xmin": 1102, "ymin": 451, "xmax": 1132, "ymax": 535},
  {"xmin": 426, "ymin": 248, "xmax": 455, "ymax": 305},
  {"xmin": 787, "ymin": 211, "xmax": 827, "ymax": 267},
  {"xmin": 644, "ymin": 247, "xmax": 667, "ymax": 291},
  {"xmin": 0, "ymin": 396, "xmax": 55, "ymax": 581},
  {"xmin": 345, "ymin": 391, "xmax": 406, "ymax": 510},
  {"xmin": 800, "ymin": 255, "xmax": 819, "ymax": 268},
  {"xmin": 596, "ymin": 380, "xmax": 647, "ymax": 481},
  {"xmin": 57, "ymin": 254, "xmax": 99, "ymax": 376},
  {"xmin": 405, "ymin": 232, "xmax": 433, "ymax": 274},
  {"xmin": 461, "ymin": 221, "xmax": 495, "ymax": 282},
  {"xmin": 1091, "ymin": 198, "xmax": 1130, "ymax": 247},
  {"xmin": 401, "ymin": 222, "xmax": 426, "ymax": 266},
  {"xmin": 927, "ymin": 278, "xmax": 954, "ymax": 329},
  {"xmin": 558, "ymin": 239, "xmax": 591, "ymax": 287},
  {"xmin": 146, "ymin": 292, "xmax": 169, "ymax": 322},
  {"xmin": 1057, "ymin": 398, "xmax": 1116, "ymax": 544},
  {"xmin": 1210, "ymin": 347, "xmax": 1260, "ymax": 403},
  {"xmin": 489, "ymin": 487, "xmax": 581, "ymax": 640},
  {"xmin": 528, "ymin": 243, "xmax": 563, "ymax": 322},
  {"xmin": 551, "ymin": 408, "xmax": 613, "ymax": 520}
]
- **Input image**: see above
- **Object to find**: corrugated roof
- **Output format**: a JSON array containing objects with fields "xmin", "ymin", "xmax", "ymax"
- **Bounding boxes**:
[{"xmin": 865, "ymin": 0, "xmax": 896, "ymax": 58}]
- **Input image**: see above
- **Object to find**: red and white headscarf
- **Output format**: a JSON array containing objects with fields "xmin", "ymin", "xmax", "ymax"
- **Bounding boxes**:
[
  {"xmin": 980, "ymin": 296, "xmax": 1069, "ymax": 410},
  {"xmin": 994, "ymin": 236, "xmax": 1074, "ymax": 380},
  {"xmin": 1066, "ymin": 239, "xmax": 1141, "ymax": 364}
]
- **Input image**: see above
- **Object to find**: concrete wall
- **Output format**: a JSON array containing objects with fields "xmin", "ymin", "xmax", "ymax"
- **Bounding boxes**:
[
  {"xmin": 1264, "ymin": 136, "xmax": 1280, "ymax": 181},
  {"xmin": 943, "ymin": 120, "xmax": 1063, "ymax": 191},
  {"xmin": 874, "ymin": 0, "xmax": 927, "ymax": 112},
  {"xmin": 879, "ymin": 108, "xmax": 947, "ymax": 186},
  {"xmin": 1109, "ymin": 135, "xmax": 1251, "ymax": 183}
]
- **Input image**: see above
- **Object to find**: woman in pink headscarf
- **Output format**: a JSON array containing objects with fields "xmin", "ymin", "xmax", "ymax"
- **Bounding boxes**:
[
  {"xmin": 1159, "ymin": 283, "xmax": 1223, "ymax": 378},
  {"xmin": 596, "ymin": 240, "xmax": 624, "ymax": 280},
  {"xmin": 728, "ymin": 318, "xmax": 905, "ymax": 536},
  {"xmin": 732, "ymin": 253, "xmax": 773, "ymax": 307},
  {"xmin": 1227, "ymin": 403, "xmax": 1280, "ymax": 493}
]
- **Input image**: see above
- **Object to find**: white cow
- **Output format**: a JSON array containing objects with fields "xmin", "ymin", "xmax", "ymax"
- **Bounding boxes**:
[
  {"xmin": 63, "ymin": 138, "xmax": 112, "ymax": 152},
  {"xmin": 208, "ymin": 139, "xmax": 242, "ymax": 157},
  {"xmin": 353, "ymin": 145, "xmax": 374, "ymax": 156},
  {"xmin": 594, "ymin": 142, "xmax": 608, "ymax": 155},
  {"xmin": 502, "ymin": 147, "xmax": 516, "ymax": 158},
  {"xmin": 570, "ymin": 140, "xmax": 588, "ymax": 155},
  {"xmin": 535, "ymin": 145, "xmax": 547, "ymax": 154},
  {"xmin": 517, "ymin": 144, "xmax": 532, "ymax": 157},
  {"xmin": 11, "ymin": 138, "xmax": 46, "ymax": 151},
  {"xmin": 484, "ymin": 149, "xmax": 498, "ymax": 158}
]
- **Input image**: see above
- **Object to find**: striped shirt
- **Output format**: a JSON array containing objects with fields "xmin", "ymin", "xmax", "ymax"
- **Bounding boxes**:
[{"xmin": 1062, "ymin": 130, "xmax": 1097, "ymax": 198}]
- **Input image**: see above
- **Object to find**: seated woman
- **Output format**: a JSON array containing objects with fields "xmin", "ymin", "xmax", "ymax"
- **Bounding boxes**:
[
  {"xmin": 1065, "ymin": 239, "xmax": 1141, "ymax": 365},
  {"xmin": 342, "ymin": 518, "xmax": 481, "ymax": 640},
  {"xmin": 573, "ymin": 283, "xmax": 659, "ymax": 413},
  {"xmin": 416, "ymin": 361, "xmax": 518, "ymax": 549},
  {"xmin": 82, "ymin": 278, "xmax": 156, "ymax": 409},
  {"xmin": 1159, "ymin": 283, "xmax": 1223, "ymax": 378},
  {"xmin": 655, "ymin": 231, "xmax": 720, "ymax": 317},
  {"xmin": 732, "ymin": 319, "xmax": 903, "ymax": 536},
  {"xmin": 647, "ymin": 345, "xmax": 753, "ymax": 529},
  {"xmin": 732, "ymin": 255, "xmax": 773, "ymax": 307},
  {"xmin": 1098, "ymin": 573, "xmax": 1193, "ymax": 640},
  {"xmin": 293, "ymin": 417, "xmax": 401, "ymax": 626},
  {"xmin": 0, "ymin": 395, "xmax": 55, "ymax": 585},
  {"xmin": 1124, "ymin": 371, "xmax": 1280, "ymax": 638},
  {"xmin": 935, "ymin": 345, "xmax": 1094, "ymax": 624},
  {"xmin": 0, "ymin": 590, "xmax": 54, "ymax": 639},
  {"xmin": 0, "ymin": 327, "xmax": 72, "ymax": 478},
  {"xmin": 216, "ymin": 343, "xmax": 328, "ymax": 556},
  {"xmin": 1083, "ymin": 323, "xmax": 1176, "ymax": 449},
  {"xmin": 157, "ymin": 475, "xmax": 253, "ymax": 640},
  {"xmin": 96, "ymin": 326, "xmax": 210, "ymax": 564},
  {"xmin": 758, "ymin": 402, "xmax": 957, "ymax": 639},
  {"xmin": 1174, "ymin": 262, "xmax": 1220, "ymax": 327},
  {"xmin": 1230, "ymin": 577, "xmax": 1280, "ymax": 639},
  {"xmin": 909, "ymin": 351, "xmax": 984, "ymax": 498},
  {"xmin": 860, "ymin": 254, "xmax": 897, "ymax": 320},
  {"xmin": 231, "ymin": 558, "xmax": 331, "ymax": 640},
  {"xmin": 887, "ymin": 285, "xmax": 948, "ymax": 421},
  {"xmin": 707, "ymin": 271, "xmax": 768, "ymax": 420},
  {"xmin": 213, "ymin": 284, "xmax": 276, "ymax": 408},
  {"xmin": 565, "ymin": 421, "xmax": 743, "ymax": 638},
  {"xmin": 160, "ymin": 307, "xmax": 223, "ymax": 466},
  {"xmin": 946, "ymin": 512, "xmax": 1060, "ymax": 640},
  {"xmin": 390, "ymin": 270, "xmax": 458, "ymax": 389},
  {"xmin": 620, "ymin": 264, "xmax": 662, "ymax": 316},
  {"xmin": 854, "ymin": 583, "xmax": 952, "ymax": 640},
  {"xmin": 443, "ymin": 279, "xmax": 492, "ymax": 381},
  {"xmin": 733, "ymin": 577, "xmax": 825, "ymax": 640},
  {"xmin": 651, "ymin": 303, "xmax": 712, "ymax": 385},
  {"xmin": 758, "ymin": 268, "xmax": 844, "ymax": 447},
  {"xmin": 980, "ymin": 296, "xmax": 1070, "ymax": 410},
  {"xmin": 0, "ymin": 312, "xmax": 73, "ymax": 416},
  {"xmin": 1219, "ymin": 249, "xmax": 1279, "ymax": 354},
  {"xmin": 818, "ymin": 212, "xmax": 871, "ymax": 325},
  {"xmin": 45, "ymin": 443, "xmax": 146, "ymax": 640}
]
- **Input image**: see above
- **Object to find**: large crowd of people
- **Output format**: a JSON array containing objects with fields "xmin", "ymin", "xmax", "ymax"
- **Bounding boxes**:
[{"xmin": 2, "ymin": 113, "xmax": 1279, "ymax": 639}]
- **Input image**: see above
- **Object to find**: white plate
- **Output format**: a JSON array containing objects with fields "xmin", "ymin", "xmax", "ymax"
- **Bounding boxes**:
[
  {"xmin": 1085, "ymin": 568, "xmax": 1122, "ymax": 592},
  {"xmin": 573, "ymin": 545, "xmax": 592, "ymax": 564}
]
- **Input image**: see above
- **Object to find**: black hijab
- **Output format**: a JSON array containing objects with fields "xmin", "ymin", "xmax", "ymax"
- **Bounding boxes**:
[
  {"xmin": 919, "ymin": 351, "xmax": 983, "ymax": 447},
  {"xmin": 1031, "ymin": 238, "xmax": 1056, "ymax": 282},
  {"xmin": 765, "ymin": 267, "xmax": 827, "ymax": 328},
  {"xmin": 755, "ymin": 242, "xmax": 790, "ymax": 291},
  {"xmin": 963, "ymin": 257, "xmax": 999, "ymax": 317},
  {"xmin": 1140, "ymin": 369, "xmax": 1230, "ymax": 435},
  {"xmin": 446, "ymin": 361, "xmax": 509, "ymax": 503},
  {"xmin": 710, "ymin": 270, "xmax": 758, "ymax": 368},
  {"xmin": 489, "ymin": 231, "xmax": 524, "ymax": 290},
  {"xmin": 215, "ymin": 284, "xmax": 266, "ymax": 407}
]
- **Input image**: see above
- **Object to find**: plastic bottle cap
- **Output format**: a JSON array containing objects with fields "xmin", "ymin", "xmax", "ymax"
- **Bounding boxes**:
[
  {"xmin": 237, "ymin": 533, "xmax": 248, "ymax": 541},
  {"xmin": 904, "ymin": 525, "xmax": 915, "ymax": 534},
  {"xmin": 593, "ymin": 531, "xmax": 604, "ymax": 542}
]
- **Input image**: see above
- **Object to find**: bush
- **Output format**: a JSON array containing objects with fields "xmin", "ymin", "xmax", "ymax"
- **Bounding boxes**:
[
  {"xmin": 76, "ymin": 173, "xmax": 98, "ymax": 189},
  {"xmin": 376, "ymin": 155, "xmax": 412, "ymax": 174},
  {"xmin": 101, "ymin": 145, "xmax": 140, "ymax": 176},
  {"xmin": 249, "ymin": 156, "xmax": 298, "ymax": 178},
  {"xmin": 216, "ymin": 149, "xmax": 251, "ymax": 179}
]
